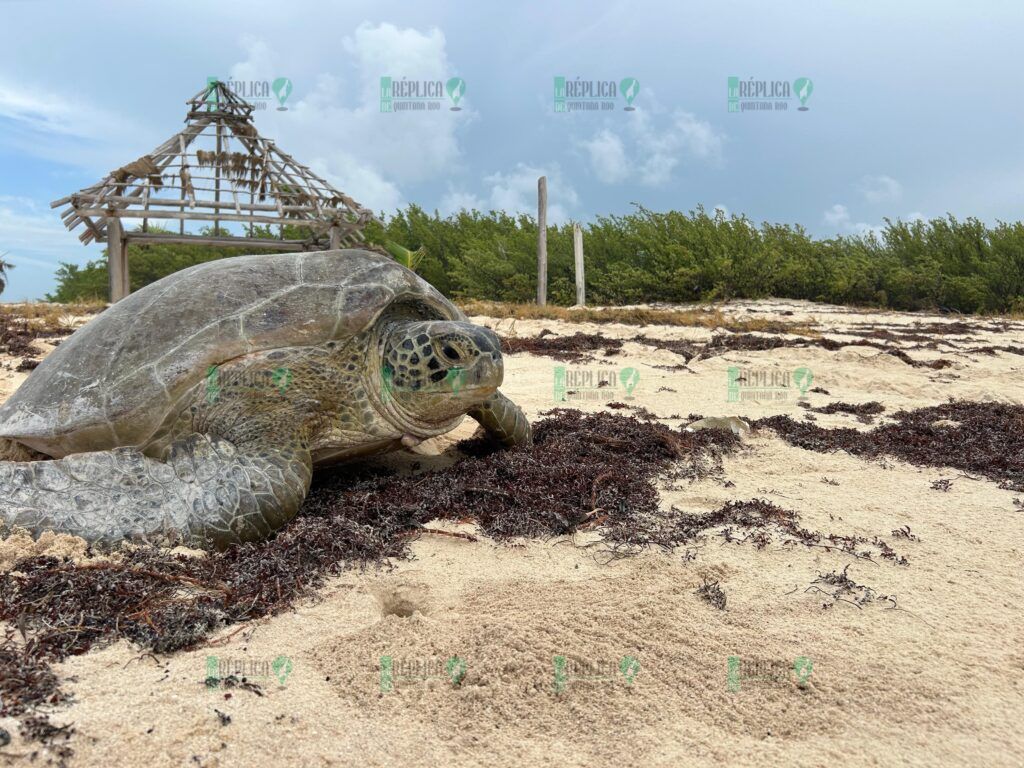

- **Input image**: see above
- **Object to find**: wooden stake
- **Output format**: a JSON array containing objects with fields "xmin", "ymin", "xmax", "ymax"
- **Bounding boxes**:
[
  {"xmin": 329, "ymin": 224, "xmax": 342, "ymax": 249},
  {"xmin": 106, "ymin": 216, "xmax": 126, "ymax": 303},
  {"xmin": 120, "ymin": 237, "xmax": 131, "ymax": 299},
  {"xmin": 573, "ymin": 222, "xmax": 585, "ymax": 307},
  {"xmin": 537, "ymin": 175, "xmax": 547, "ymax": 306}
]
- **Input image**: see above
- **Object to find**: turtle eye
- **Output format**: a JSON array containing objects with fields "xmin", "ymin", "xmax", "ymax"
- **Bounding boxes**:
[{"xmin": 439, "ymin": 342, "xmax": 463, "ymax": 363}]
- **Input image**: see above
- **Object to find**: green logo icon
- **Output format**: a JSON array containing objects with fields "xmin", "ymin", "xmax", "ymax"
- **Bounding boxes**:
[
  {"xmin": 206, "ymin": 77, "xmax": 219, "ymax": 106},
  {"xmin": 553, "ymin": 365, "xmax": 567, "ymax": 401},
  {"xmin": 620, "ymin": 77, "xmax": 640, "ymax": 110},
  {"xmin": 619, "ymin": 656, "xmax": 641, "ymax": 684},
  {"xmin": 553, "ymin": 655, "xmax": 568, "ymax": 693},
  {"xmin": 620, "ymin": 367, "xmax": 640, "ymax": 397},
  {"xmin": 380, "ymin": 655, "xmax": 394, "ymax": 692},
  {"xmin": 446, "ymin": 77, "xmax": 466, "ymax": 111},
  {"xmin": 272, "ymin": 77, "xmax": 293, "ymax": 111},
  {"xmin": 205, "ymin": 655, "xmax": 220, "ymax": 683},
  {"xmin": 793, "ymin": 77, "xmax": 813, "ymax": 111},
  {"xmin": 272, "ymin": 367, "xmax": 292, "ymax": 394},
  {"xmin": 379, "ymin": 76, "xmax": 393, "ymax": 113},
  {"xmin": 272, "ymin": 655, "xmax": 293, "ymax": 685},
  {"xmin": 726, "ymin": 366, "xmax": 741, "ymax": 402},
  {"xmin": 446, "ymin": 367, "xmax": 467, "ymax": 395},
  {"xmin": 793, "ymin": 367, "xmax": 813, "ymax": 396},
  {"xmin": 727, "ymin": 656, "xmax": 741, "ymax": 692},
  {"xmin": 205, "ymin": 365, "xmax": 221, "ymax": 404},
  {"xmin": 446, "ymin": 656, "xmax": 467, "ymax": 685},
  {"xmin": 553, "ymin": 76, "xmax": 567, "ymax": 112},
  {"xmin": 794, "ymin": 656, "xmax": 813, "ymax": 684}
]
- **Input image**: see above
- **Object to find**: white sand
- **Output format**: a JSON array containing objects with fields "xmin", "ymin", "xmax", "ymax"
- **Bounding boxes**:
[{"xmin": 1, "ymin": 299, "xmax": 1023, "ymax": 767}]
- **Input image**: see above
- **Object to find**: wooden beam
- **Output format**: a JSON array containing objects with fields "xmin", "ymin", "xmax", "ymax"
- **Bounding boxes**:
[
  {"xmin": 536, "ymin": 175, "xmax": 547, "ymax": 306},
  {"xmin": 72, "ymin": 208, "xmax": 330, "ymax": 228},
  {"xmin": 64, "ymin": 194, "xmax": 330, "ymax": 215},
  {"xmin": 106, "ymin": 216, "xmax": 127, "ymax": 303},
  {"xmin": 123, "ymin": 232, "xmax": 319, "ymax": 250},
  {"xmin": 329, "ymin": 225, "xmax": 342, "ymax": 249},
  {"xmin": 573, "ymin": 222, "xmax": 585, "ymax": 307}
]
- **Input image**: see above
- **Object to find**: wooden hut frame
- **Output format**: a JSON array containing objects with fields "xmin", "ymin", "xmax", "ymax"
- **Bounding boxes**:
[{"xmin": 51, "ymin": 80, "xmax": 375, "ymax": 302}]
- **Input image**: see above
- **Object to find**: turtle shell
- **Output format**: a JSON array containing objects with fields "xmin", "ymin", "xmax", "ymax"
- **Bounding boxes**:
[{"xmin": 0, "ymin": 249, "xmax": 462, "ymax": 457}]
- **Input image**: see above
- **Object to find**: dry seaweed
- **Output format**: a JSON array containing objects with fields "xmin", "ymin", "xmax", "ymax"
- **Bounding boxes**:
[
  {"xmin": 806, "ymin": 399, "xmax": 888, "ymax": 417},
  {"xmin": 501, "ymin": 330, "xmax": 955, "ymax": 369},
  {"xmin": 501, "ymin": 333, "xmax": 624, "ymax": 363},
  {"xmin": 696, "ymin": 578, "xmax": 727, "ymax": 610},
  {"xmin": 755, "ymin": 400, "xmax": 1024, "ymax": 491},
  {"xmin": 805, "ymin": 565, "xmax": 898, "ymax": 610}
]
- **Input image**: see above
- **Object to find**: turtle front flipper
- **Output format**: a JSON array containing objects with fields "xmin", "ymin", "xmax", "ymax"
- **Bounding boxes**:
[
  {"xmin": 468, "ymin": 391, "xmax": 532, "ymax": 448},
  {"xmin": 0, "ymin": 432, "xmax": 312, "ymax": 550}
]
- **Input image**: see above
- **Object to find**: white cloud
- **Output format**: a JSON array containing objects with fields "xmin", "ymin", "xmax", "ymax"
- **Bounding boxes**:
[
  {"xmin": 441, "ymin": 164, "xmax": 579, "ymax": 225},
  {"xmin": 580, "ymin": 130, "xmax": 629, "ymax": 184},
  {"xmin": 0, "ymin": 77, "xmax": 143, "ymax": 171},
  {"xmin": 0, "ymin": 80, "xmax": 108, "ymax": 139},
  {"xmin": 485, "ymin": 164, "xmax": 578, "ymax": 224},
  {"xmin": 579, "ymin": 109, "xmax": 724, "ymax": 186},
  {"xmin": 0, "ymin": 198, "xmax": 80, "ymax": 263},
  {"xmin": 0, "ymin": 196, "xmax": 95, "ymax": 300},
  {"xmin": 860, "ymin": 174, "xmax": 903, "ymax": 204},
  {"xmin": 824, "ymin": 203, "xmax": 851, "ymax": 227},
  {"xmin": 824, "ymin": 203, "xmax": 928, "ymax": 238},
  {"xmin": 438, "ymin": 189, "xmax": 485, "ymax": 214},
  {"xmin": 222, "ymin": 24, "xmax": 471, "ymax": 214}
]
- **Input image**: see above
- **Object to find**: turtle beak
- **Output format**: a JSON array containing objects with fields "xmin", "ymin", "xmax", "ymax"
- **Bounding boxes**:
[{"xmin": 465, "ymin": 328, "xmax": 503, "ymax": 393}]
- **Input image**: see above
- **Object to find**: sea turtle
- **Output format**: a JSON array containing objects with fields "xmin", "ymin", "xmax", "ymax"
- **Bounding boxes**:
[{"xmin": 0, "ymin": 249, "xmax": 531, "ymax": 549}]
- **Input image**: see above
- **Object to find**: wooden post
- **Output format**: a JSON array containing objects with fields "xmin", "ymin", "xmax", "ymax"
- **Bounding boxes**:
[
  {"xmin": 573, "ymin": 222, "xmax": 585, "ymax": 306},
  {"xmin": 120, "ymin": 237, "xmax": 131, "ymax": 298},
  {"xmin": 536, "ymin": 175, "xmax": 547, "ymax": 306},
  {"xmin": 329, "ymin": 224, "xmax": 342, "ymax": 249},
  {"xmin": 214, "ymin": 120, "xmax": 222, "ymax": 235},
  {"xmin": 106, "ymin": 216, "xmax": 128, "ymax": 302}
]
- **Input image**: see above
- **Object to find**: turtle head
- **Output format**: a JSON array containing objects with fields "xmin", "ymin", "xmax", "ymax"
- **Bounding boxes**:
[{"xmin": 380, "ymin": 320, "xmax": 503, "ymax": 423}]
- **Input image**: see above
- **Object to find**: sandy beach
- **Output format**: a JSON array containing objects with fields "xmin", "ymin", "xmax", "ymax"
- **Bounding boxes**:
[{"xmin": 1, "ymin": 299, "xmax": 1023, "ymax": 767}]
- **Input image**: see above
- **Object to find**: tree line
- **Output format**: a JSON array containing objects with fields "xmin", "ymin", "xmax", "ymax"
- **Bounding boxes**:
[{"xmin": 42, "ymin": 206, "xmax": 1024, "ymax": 314}]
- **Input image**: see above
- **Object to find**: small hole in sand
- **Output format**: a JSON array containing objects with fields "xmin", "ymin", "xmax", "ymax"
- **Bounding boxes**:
[
  {"xmin": 382, "ymin": 597, "xmax": 417, "ymax": 618},
  {"xmin": 373, "ymin": 587, "xmax": 430, "ymax": 618}
]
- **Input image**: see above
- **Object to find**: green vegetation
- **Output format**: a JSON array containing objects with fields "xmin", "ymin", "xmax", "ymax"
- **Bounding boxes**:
[
  {"xmin": 0, "ymin": 251, "xmax": 13, "ymax": 296},
  {"xmin": 47, "ymin": 207, "xmax": 1024, "ymax": 315},
  {"xmin": 45, "ymin": 225, "xmax": 309, "ymax": 303}
]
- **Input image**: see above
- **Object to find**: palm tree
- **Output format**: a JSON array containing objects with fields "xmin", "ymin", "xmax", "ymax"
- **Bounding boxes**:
[{"xmin": 0, "ymin": 251, "xmax": 13, "ymax": 296}]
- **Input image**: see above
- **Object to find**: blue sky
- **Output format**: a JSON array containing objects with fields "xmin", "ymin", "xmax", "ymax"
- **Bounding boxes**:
[{"xmin": 1, "ymin": 0, "xmax": 1022, "ymax": 300}]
